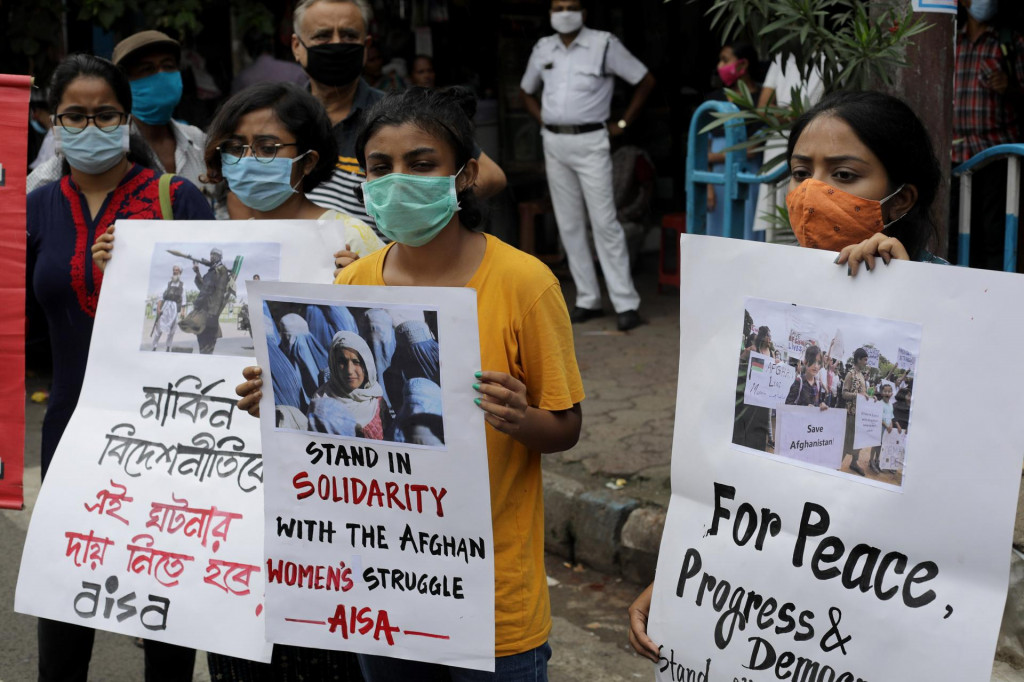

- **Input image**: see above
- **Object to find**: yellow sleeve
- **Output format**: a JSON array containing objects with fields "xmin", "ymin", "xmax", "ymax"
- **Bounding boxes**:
[{"xmin": 517, "ymin": 282, "xmax": 585, "ymax": 411}]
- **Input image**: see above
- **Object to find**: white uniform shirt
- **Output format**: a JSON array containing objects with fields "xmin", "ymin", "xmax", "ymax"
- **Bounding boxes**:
[
  {"xmin": 520, "ymin": 26, "xmax": 648, "ymax": 126},
  {"xmin": 762, "ymin": 55, "xmax": 824, "ymax": 108}
]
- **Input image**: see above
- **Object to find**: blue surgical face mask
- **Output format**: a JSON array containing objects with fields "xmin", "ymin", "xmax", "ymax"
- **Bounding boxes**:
[
  {"xmin": 968, "ymin": 0, "xmax": 997, "ymax": 23},
  {"xmin": 30, "ymin": 119, "xmax": 47, "ymax": 134},
  {"xmin": 55, "ymin": 123, "xmax": 130, "ymax": 174},
  {"xmin": 222, "ymin": 152, "xmax": 310, "ymax": 212},
  {"xmin": 361, "ymin": 167, "xmax": 464, "ymax": 247},
  {"xmin": 130, "ymin": 71, "xmax": 183, "ymax": 125}
]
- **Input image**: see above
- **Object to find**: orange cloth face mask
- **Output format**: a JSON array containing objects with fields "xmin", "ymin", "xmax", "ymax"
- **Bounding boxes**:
[{"xmin": 786, "ymin": 178, "xmax": 904, "ymax": 251}]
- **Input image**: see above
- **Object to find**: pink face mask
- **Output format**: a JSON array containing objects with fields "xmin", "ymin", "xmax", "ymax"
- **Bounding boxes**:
[{"xmin": 717, "ymin": 61, "xmax": 745, "ymax": 87}]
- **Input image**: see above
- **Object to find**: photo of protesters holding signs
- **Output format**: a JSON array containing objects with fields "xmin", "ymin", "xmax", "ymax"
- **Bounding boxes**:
[
  {"xmin": 264, "ymin": 301, "xmax": 445, "ymax": 446},
  {"xmin": 732, "ymin": 296, "xmax": 920, "ymax": 488}
]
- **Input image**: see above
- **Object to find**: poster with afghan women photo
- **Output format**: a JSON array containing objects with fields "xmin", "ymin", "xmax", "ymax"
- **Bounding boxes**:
[
  {"xmin": 248, "ymin": 280, "xmax": 494, "ymax": 671},
  {"xmin": 732, "ymin": 296, "xmax": 920, "ymax": 490},
  {"xmin": 261, "ymin": 299, "xmax": 445, "ymax": 447}
]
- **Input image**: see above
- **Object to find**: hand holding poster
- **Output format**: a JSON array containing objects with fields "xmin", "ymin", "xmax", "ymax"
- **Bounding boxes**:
[
  {"xmin": 865, "ymin": 347, "xmax": 880, "ymax": 368},
  {"xmin": 852, "ymin": 394, "xmax": 883, "ymax": 449},
  {"xmin": 16, "ymin": 220, "xmax": 348, "ymax": 661},
  {"xmin": 250, "ymin": 281, "xmax": 495, "ymax": 671},
  {"xmin": 649, "ymin": 235, "xmax": 1024, "ymax": 681}
]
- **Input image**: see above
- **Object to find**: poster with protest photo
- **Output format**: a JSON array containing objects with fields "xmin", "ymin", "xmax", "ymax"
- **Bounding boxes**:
[
  {"xmin": 262, "ymin": 300, "xmax": 444, "ymax": 447},
  {"xmin": 249, "ymin": 281, "xmax": 494, "ymax": 671},
  {"xmin": 139, "ymin": 242, "xmax": 280, "ymax": 356},
  {"xmin": 16, "ymin": 220, "xmax": 347, "ymax": 662},
  {"xmin": 733, "ymin": 296, "xmax": 920, "ymax": 489},
  {"xmin": 650, "ymin": 235, "xmax": 1024, "ymax": 682}
]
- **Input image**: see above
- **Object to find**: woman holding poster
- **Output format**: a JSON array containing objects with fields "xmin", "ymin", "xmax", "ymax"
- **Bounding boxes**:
[
  {"xmin": 28, "ymin": 53, "xmax": 213, "ymax": 682},
  {"xmin": 238, "ymin": 86, "xmax": 585, "ymax": 680},
  {"xmin": 842, "ymin": 348, "xmax": 871, "ymax": 476},
  {"xmin": 629, "ymin": 90, "xmax": 945, "ymax": 661}
]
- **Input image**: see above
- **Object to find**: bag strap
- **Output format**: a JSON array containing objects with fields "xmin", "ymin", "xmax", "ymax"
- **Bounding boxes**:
[{"xmin": 158, "ymin": 173, "xmax": 174, "ymax": 220}]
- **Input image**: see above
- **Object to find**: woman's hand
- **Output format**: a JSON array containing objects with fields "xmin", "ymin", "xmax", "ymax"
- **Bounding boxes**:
[
  {"xmin": 628, "ymin": 582, "xmax": 660, "ymax": 662},
  {"xmin": 473, "ymin": 371, "xmax": 528, "ymax": 436},
  {"xmin": 819, "ymin": 402, "xmax": 828, "ymax": 411},
  {"xmin": 836, "ymin": 233, "xmax": 909, "ymax": 276},
  {"xmin": 235, "ymin": 365, "xmax": 264, "ymax": 418},
  {"xmin": 334, "ymin": 245, "xmax": 359, "ymax": 277},
  {"xmin": 91, "ymin": 225, "xmax": 115, "ymax": 271}
]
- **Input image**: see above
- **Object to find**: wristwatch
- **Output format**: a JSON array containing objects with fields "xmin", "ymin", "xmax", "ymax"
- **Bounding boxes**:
[{"xmin": 617, "ymin": 119, "xmax": 628, "ymax": 130}]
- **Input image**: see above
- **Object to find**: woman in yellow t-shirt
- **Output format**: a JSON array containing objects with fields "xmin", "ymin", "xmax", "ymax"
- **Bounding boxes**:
[{"xmin": 237, "ymin": 87, "xmax": 585, "ymax": 680}]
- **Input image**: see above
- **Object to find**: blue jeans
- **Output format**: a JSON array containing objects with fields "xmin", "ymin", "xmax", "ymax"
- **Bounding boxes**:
[{"xmin": 357, "ymin": 642, "xmax": 551, "ymax": 682}]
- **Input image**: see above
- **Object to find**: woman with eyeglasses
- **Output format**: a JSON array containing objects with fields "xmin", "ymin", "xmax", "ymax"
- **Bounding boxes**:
[
  {"xmin": 203, "ymin": 81, "xmax": 383, "ymax": 271},
  {"xmin": 26, "ymin": 53, "xmax": 211, "ymax": 682}
]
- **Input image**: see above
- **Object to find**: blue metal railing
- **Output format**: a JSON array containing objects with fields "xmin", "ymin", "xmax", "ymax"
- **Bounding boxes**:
[
  {"xmin": 685, "ymin": 100, "xmax": 788, "ymax": 240},
  {"xmin": 952, "ymin": 143, "xmax": 1024, "ymax": 272}
]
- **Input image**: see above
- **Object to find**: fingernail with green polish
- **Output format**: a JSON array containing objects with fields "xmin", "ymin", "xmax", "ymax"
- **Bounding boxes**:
[
  {"xmin": 474, "ymin": 398, "xmax": 482, "ymax": 406},
  {"xmin": 474, "ymin": 371, "xmax": 482, "ymax": 378},
  {"xmin": 472, "ymin": 383, "xmax": 480, "ymax": 391}
]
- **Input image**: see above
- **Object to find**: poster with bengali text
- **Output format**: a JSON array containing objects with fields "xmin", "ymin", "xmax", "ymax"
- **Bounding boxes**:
[
  {"xmin": 249, "ymin": 280, "xmax": 495, "ymax": 672},
  {"xmin": 649, "ymin": 235, "xmax": 1024, "ymax": 681},
  {"xmin": 15, "ymin": 219, "xmax": 348, "ymax": 661}
]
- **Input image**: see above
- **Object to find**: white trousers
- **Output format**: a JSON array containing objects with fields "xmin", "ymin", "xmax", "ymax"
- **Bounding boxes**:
[{"xmin": 542, "ymin": 128, "xmax": 641, "ymax": 313}]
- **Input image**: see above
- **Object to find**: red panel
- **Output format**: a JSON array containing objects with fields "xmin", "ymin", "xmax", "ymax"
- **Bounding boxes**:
[{"xmin": 0, "ymin": 74, "xmax": 32, "ymax": 509}]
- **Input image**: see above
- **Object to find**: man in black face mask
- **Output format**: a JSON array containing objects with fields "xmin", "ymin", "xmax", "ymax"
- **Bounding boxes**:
[
  {"xmin": 291, "ymin": 0, "xmax": 507, "ymax": 256},
  {"xmin": 291, "ymin": 0, "xmax": 383, "ymax": 230}
]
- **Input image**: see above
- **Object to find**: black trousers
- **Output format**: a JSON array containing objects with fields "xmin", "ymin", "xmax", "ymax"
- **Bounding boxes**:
[
  {"xmin": 38, "ymin": 618, "xmax": 195, "ymax": 682},
  {"xmin": 950, "ymin": 161, "xmax": 1024, "ymax": 272}
]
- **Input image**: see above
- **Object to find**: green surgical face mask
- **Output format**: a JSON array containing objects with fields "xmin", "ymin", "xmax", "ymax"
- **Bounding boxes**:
[{"xmin": 361, "ymin": 167, "xmax": 464, "ymax": 247}]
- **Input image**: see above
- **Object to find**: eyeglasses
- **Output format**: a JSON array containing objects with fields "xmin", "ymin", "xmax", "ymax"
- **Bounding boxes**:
[
  {"xmin": 54, "ymin": 111, "xmax": 128, "ymax": 134},
  {"xmin": 217, "ymin": 142, "xmax": 299, "ymax": 164}
]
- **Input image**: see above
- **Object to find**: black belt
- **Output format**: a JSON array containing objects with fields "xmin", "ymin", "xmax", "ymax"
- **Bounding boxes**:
[{"xmin": 544, "ymin": 123, "xmax": 604, "ymax": 134}]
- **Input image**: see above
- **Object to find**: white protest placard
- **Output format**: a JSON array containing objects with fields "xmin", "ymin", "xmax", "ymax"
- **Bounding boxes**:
[
  {"xmin": 880, "ymin": 428, "xmax": 907, "ymax": 471},
  {"xmin": 852, "ymin": 394, "xmax": 884, "ymax": 449},
  {"xmin": 865, "ymin": 347, "xmax": 880, "ymax": 368},
  {"xmin": 743, "ymin": 351, "xmax": 795, "ymax": 408},
  {"xmin": 249, "ymin": 281, "xmax": 495, "ymax": 671},
  {"xmin": 898, "ymin": 346, "xmax": 917, "ymax": 371},
  {"xmin": 16, "ymin": 220, "xmax": 347, "ymax": 661},
  {"xmin": 649, "ymin": 234, "xmax": 1024, "ymax": 681},
  {"xmin": 774, "ymin": 405, "xmax": 846, "ymax": 469},
  {"xmin": 827, "ymin": 328, "xmax": 845, "ymax": 362}
]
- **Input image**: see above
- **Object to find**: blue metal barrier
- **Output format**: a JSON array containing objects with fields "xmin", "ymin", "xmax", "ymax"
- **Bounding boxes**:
[
  {"xmin": 685, "ymin": 100, "xmax": 789, "ymax": 240},
  {"xmin": 952, "ymin": 143, "xmax": 1024, "ymax": 272}
]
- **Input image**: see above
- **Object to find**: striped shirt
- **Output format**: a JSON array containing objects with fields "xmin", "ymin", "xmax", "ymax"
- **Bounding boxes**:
[
  {"xmin": 306, "ymin": 79, "xmax": 385, "ymax": 236},
  {"xmin": 953, "ymin": 26, "xmax": 1024, "ymax": 164}
]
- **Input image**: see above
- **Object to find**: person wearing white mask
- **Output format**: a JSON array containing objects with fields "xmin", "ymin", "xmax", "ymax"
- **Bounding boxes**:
[
  {"xmin": 519, "ymin": 0, "xmax": 655, "ymax": 332},
  {"xmin": 27, "ymin": 30, "xmax": 227, "ymax": 217}
]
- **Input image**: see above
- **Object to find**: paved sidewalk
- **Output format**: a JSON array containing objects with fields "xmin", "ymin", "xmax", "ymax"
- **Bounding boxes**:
[{"xmin": 542, "ymin": 254, "xmax": 677, "ymax": 583}]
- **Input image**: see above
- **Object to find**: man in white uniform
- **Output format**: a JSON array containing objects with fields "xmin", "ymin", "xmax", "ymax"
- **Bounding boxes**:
[{"xmin": 520, "ymin": 0, "xmax": 655, "ymax": 331}]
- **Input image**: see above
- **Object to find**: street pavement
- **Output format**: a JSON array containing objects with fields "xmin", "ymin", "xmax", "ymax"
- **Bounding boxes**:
[{"xmin": 2, "ymin": 252, "xmax": 1022, "ymax": 680}]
